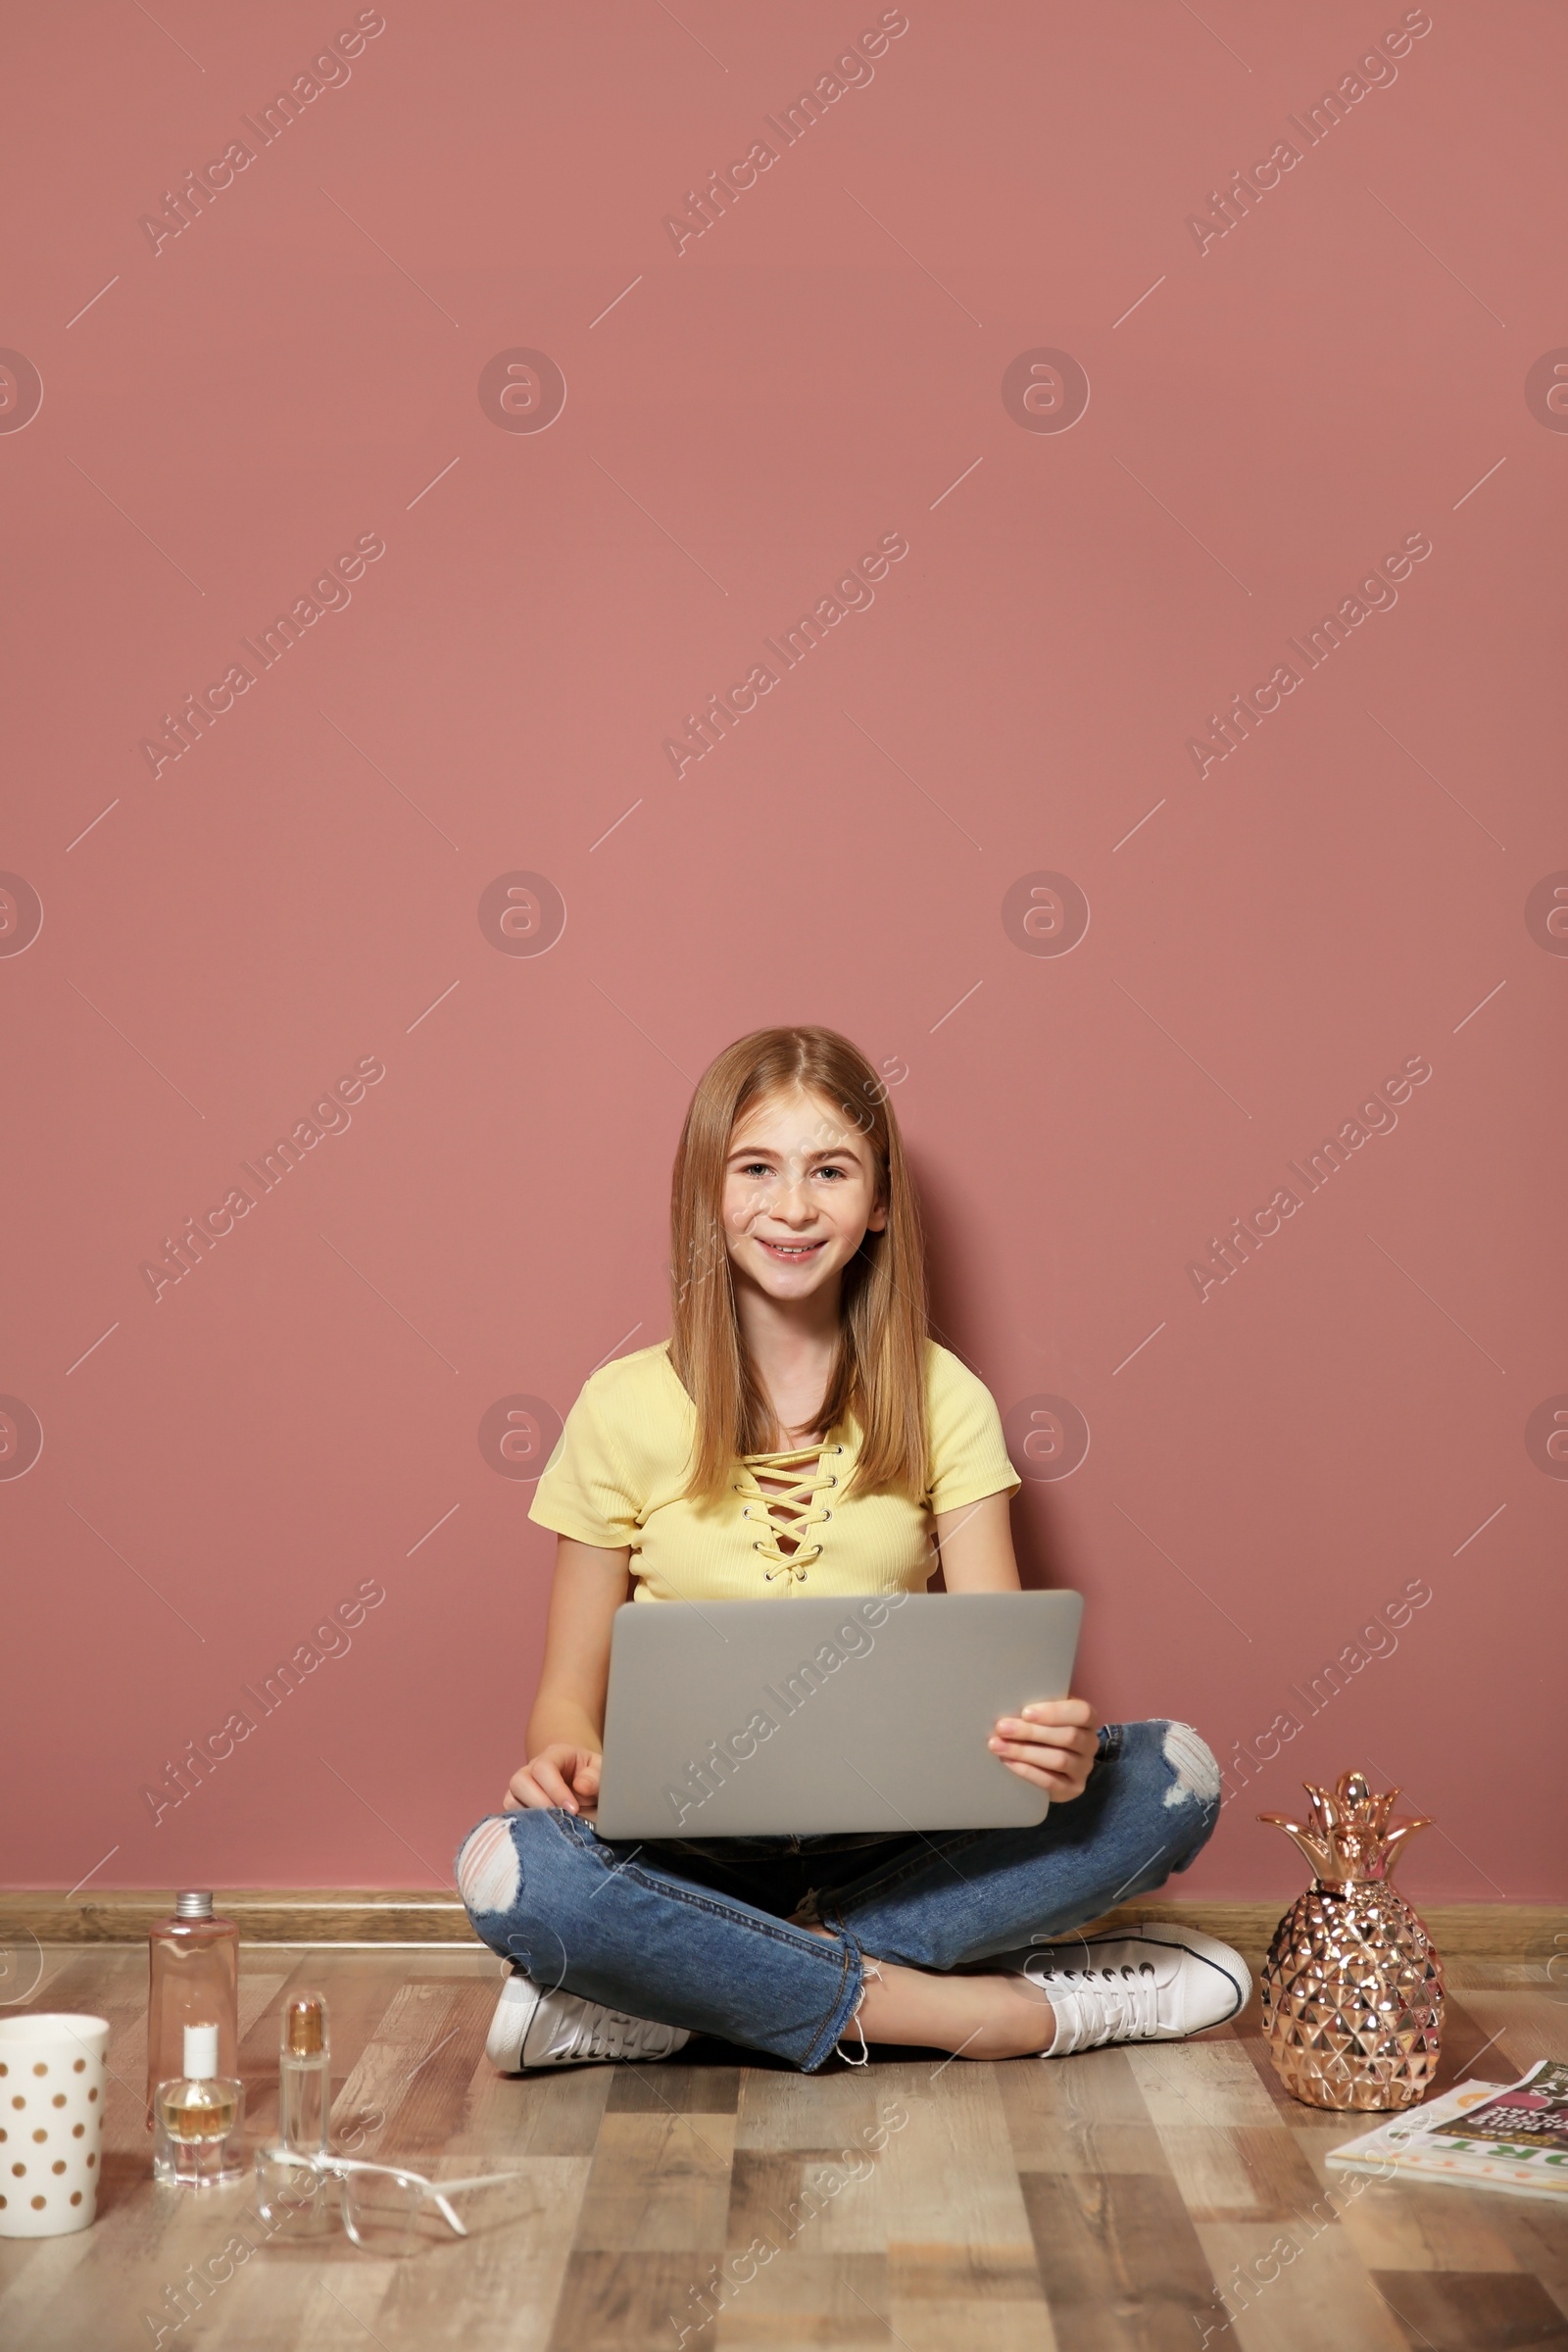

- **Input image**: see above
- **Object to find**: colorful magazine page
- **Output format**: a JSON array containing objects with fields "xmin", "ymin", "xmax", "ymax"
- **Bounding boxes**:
[
  {"xmin": 1426, "ymin": 2060, "xmax": 1568, "ymax": 2155},
  {"xmin": 1325, "ymin": 2064, "xmax": 1568, "ymax": 2200}
]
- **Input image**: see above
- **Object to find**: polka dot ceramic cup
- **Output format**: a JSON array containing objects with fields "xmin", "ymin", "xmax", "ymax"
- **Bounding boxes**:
[{"xmin": 0, "ymin": 2013, "xmax": 110, "ymax": 2237}]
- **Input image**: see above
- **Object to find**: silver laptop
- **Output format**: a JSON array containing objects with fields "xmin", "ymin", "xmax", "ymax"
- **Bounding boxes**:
[{"xmin": 592, "ymin": 1590, "xmax": 1083, "ymax": 1839}]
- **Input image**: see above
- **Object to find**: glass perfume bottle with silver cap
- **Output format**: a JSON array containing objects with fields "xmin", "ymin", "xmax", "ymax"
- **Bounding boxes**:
[{"xmin": 145, "ymin": 1890, "xmax": 239, "ymax": 2129}]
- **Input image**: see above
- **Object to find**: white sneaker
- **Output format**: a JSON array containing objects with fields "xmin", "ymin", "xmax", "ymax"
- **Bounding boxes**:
[
  {"xmin": 485, "ymin": 1969, "xmax": 692, "ymax": 2073},
  {"xmin": 1016, "ymin": 1925, "xmax": 1250, "ymax": 2056}
]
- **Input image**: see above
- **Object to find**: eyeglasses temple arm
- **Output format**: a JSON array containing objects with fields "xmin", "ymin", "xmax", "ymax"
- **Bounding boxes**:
[{"xmin": 427, "ymin": 2171, "xmax": 531, "ymax": 2193}]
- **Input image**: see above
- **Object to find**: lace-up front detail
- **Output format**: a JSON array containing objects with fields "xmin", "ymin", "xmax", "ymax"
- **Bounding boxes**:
[
  {"xmin": 734, "ymin": 1443, "xmax": 844, "ymax": 1585},
  {"xmin": 550, "ymin": 1998, "xmax": 687, "ymax": 2066},
  {"xmin": 1023, "ymin": 1954, "xmax": 1162, "ymax": 2054}
]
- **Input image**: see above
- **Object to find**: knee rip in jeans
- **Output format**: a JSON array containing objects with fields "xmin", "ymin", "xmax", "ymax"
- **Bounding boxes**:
[
  {"xmin": 1161, "ymin": 1722, "xmax": 1221, "ymax": 1809},
  {"xmin": 457, "ymin": 1817, "xmax": 520, "ymax": 1914}
]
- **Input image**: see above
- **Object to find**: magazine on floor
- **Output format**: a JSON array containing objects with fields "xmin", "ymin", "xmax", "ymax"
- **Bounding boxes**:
[{"xmin": 1326, "ymin": 2061, "xmax": 1568, "ymax": 2199}]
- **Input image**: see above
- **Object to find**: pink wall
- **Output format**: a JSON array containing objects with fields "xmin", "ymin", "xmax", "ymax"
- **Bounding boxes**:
[{"xmin": 3, "ymin": 1, "xmax": 1563, "ymax": 1905}]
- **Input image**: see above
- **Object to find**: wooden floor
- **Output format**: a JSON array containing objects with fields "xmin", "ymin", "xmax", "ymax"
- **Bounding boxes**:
[{"xmin": 2, "ymin": 1942, "xmax": 1565, "ymax": 2350}]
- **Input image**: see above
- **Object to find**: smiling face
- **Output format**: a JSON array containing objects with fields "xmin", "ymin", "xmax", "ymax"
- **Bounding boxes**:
[{"xmin": 721, "ymin": 1085, "xmax": 888, "ymax": 1305}]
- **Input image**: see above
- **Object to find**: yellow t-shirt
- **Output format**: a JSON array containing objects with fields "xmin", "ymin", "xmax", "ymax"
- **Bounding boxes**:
[{"xmin": 528, "ymin": 1339, "xmax": 1021, "ymax": 1603}]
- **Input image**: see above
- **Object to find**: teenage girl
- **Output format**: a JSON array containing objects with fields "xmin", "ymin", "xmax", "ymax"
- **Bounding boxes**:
[{"xmin": 457, "ymin": 1027, "xmax": 1249, "ymax": 2073}]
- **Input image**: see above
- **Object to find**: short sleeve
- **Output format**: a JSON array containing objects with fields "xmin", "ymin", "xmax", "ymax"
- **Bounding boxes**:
[
  {"xmin": 925, "ymin": 1347, "xmax": 1022, "ymax": 1515},
  {"xmin": 528, "ymin": 1377, "xmax": 644, "ymax": 1549}
]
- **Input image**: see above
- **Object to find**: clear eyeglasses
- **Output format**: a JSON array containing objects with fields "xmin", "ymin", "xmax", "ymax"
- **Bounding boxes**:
[{"xmin": 255, "ymin": 2146, "xmax": 530, "ymax": 2256}]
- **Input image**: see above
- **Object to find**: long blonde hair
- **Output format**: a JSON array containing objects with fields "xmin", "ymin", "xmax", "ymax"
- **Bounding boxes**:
[{"xmin": 668, "ymin": 1027, "xmax": 929, "ymax": 1505}]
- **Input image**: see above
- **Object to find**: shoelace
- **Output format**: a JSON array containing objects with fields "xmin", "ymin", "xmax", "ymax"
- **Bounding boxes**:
[
  {"xmin": 1027, "ymin": 1960, "xmax": 1162, "ymax": 2053},
  {"xmin": 561, "ymin": 1999, "xmax": 673, "ymax": 2064},
  {"xmin": 734, "ymin": 1446, "xmax": 841, "ymax": 1582}
]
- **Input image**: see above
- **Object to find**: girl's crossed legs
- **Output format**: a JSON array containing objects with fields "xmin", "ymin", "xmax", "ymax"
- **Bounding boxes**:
[{"xmin": 457, "ymin": 1719, "xmax": 1230, "ymax": 2072}]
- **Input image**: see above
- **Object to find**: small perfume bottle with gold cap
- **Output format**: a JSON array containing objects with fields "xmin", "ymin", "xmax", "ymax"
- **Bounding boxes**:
[
  {"xmin": 152, "ymin": 2022, "xmax": 245, "ymax": 2186},
  {"xmin": 279, "ymin": 1992, "xmax": 331, "ymax": 2152},
  {"xmin": 277, "ymin": 1991, "xmax": 334, "ymax": 2231}
]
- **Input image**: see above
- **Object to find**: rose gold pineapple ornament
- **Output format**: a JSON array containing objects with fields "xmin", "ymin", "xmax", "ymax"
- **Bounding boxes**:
[{"xmin": 1258, "ymin": 1770, "xmax": 1444, "ymax": 2110}]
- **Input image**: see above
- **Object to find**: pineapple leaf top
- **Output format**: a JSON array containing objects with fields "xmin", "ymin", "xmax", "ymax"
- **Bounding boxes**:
[{"xmin": 1258, "ymin": 1767, "xmax": 1432, "ymax": 1884}]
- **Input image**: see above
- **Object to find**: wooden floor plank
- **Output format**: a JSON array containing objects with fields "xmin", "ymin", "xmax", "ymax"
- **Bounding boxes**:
[
  {"xmin": 324, "ymin": 1980, "xmax": 464, "ymax": 2151},
  {"xmin": 16, "ymin": 1945, "xmax": 138, "ymax": 2020},
  {"xmin": 570, "ymin": 2111, "xmax": 737, "ymax": 2252},
  {"xmin": 0, "ymin": 2209, "xmax": 99, "ymax": 2352},
  {"xmin": 1193, "ymin": 2218, "xmax": 1411, "ymax": 2351},
  {"xmin": 11, "ymin": 2171, "xmax": 302, "ymax": 2352},
  {"xmin": 1444, "ymin": 1993, "xmax": 1568, "ymax": 2083},
  {"xmin": 547, "ymin": 2248, "xmax": 900, "ymax": 2350},
  {"xmin": 609, "ymin": 2061, "xmax": 742, "ymax": 2116},
  {"xmin": 384, "ymin": 1979, "xmax": 503, "ymax": 2158},
  {"xmin": 1019, "ymin": 2167, "xmax": 1220, "ymax": 2350},
  {"xmin": 1369, "ymin": 2265, "xmax": 1568, "ymax": 2350},
  {"xmin": 1158, "ymin": 2122, "xmax": 1326, "ymax": 2224},
  {"xmin": 275, "ymin": 2257, "xmax": 404, "ymax": 2352},
  {"xmin": 1296, "ymin": 2136, "xmax": 1528, "ymax": 2277},
  {"xmin": 1481, "ymin": 2204, "xmax": 1568, "ymax": 2328},
  {"xmin": 999, "ymin": 2045, "xmax": 1169, "ymax": 2175},
  {"xmin": 705, "ymin": 2247, "xmax": 890, "ymax": 2345},
  {"xmin": 1429, "ymin": 1992, "xmax": 1527, "ymax": 2097},
  {"xmin": 1129, "ymin": 2038, "xmax": 1283, "ymax": 2132},
  {"xmin": 724, "ymin": 2140, "xmax": 895, "ymax": 2259},
  {"xmin": 874, "ymin": 2066, "xmax": 1038, "ymax": 2256},
  {"xmin": 887, "ymin": 2294, "xmax": 1059, "ymax": 2352},
  {"xmin": 732, "ymin": 2060, "xmax": 901, "ymax": 2154},
  {"xmin": 885, "ymin": 2240, "xmax": 1044, "ymax": 2301},
  {"xmin": 448, "ymin": 2056, "xmax": 614, "ymax": 2163},
  {"xmin": 366, "ymin": 2155, "xmax": 591, "ymax": 2352}
]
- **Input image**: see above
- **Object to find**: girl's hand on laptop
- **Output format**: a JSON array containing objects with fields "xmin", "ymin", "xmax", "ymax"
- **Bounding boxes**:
[
  {"xmin": 503, "ymin": 1743, "xmax": 602, "ymax": 1814},
  {"xmin": 989, "ymin": 1697, "xmax": 1097, "ymax": 1799}
]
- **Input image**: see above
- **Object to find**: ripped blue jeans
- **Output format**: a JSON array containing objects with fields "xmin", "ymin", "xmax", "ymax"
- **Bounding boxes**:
[{"xmin": 456, "ymin": 1718, "xmax": 1220, "ymax": 2072}]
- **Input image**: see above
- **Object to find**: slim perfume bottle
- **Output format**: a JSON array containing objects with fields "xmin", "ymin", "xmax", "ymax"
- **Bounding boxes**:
[
  {"xmin": 276, "ymin": 1991, "xmax": 334, "ymax": 2232},
  {"xmin": 146, "ymin": 1891, "xmax": 240, "ymax": 2129},
  {"xmin": 153, "ymin": 2021, "xmax": 246, "ymax": 2186}
]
